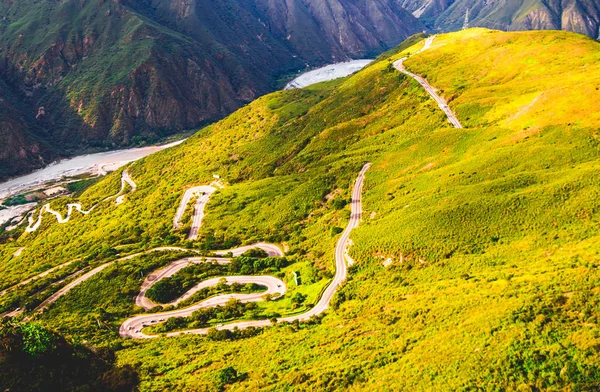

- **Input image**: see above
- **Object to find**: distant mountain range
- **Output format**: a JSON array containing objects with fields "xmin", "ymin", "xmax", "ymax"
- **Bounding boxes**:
[
  {"xmin": 0, "ymin": 0, "xmax": 423, "ymax": 181},
  {"xmin": 400, "ymin": 0, "xmax": 600, "ymax": 38}
]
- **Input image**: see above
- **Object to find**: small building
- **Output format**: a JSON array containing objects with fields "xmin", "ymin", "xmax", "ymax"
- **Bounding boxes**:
[{"xmin": 43, "ymin": 186, "xmax": 67, "ymax": 197}]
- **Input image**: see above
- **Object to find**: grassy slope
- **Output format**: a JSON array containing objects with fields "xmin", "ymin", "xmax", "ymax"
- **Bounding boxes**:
[{"xmin": 2, "ymin": 28, "xmax": 600, "ymax": 390}]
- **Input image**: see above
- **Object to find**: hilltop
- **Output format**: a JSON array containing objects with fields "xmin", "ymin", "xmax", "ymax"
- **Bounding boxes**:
[{"xmin": 1, "ymin": 28, "xmax": 600, "ymax": 390}]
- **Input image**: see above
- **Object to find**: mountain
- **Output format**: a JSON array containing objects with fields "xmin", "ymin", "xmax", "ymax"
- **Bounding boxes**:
[
  {"xmin": 2, "ymin": 29, "xmax": 600, "ymax": 390},
  {"xmin": 400, "ymin": 0, "xmax": 600, "ymax": 37},
  {"xmin": 0, "ymin": 0, "xmax": 423, "ymax": 182},
  {"xmin": 0, "ymin": 79, "xmax": 56, "ymax": 180}
]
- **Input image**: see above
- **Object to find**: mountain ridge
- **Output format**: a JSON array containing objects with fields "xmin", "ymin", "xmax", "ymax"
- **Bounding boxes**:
[{"xmin": 401, "ymin": 0, "xmax": 600, "ymax": 37}]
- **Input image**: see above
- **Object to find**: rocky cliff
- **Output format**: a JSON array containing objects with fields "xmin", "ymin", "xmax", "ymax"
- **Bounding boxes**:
[{"xmin": 400, "ymin": 0, "xmax": 600, "ymax": 38}]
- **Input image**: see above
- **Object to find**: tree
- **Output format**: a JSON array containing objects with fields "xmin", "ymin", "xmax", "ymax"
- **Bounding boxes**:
[
  {"xmin": 0, "ymin": 319, "xmax": 139, "ymax": 391},
  {"xmin": 19, "ymin": 323, "xmax": 56, "ymax": 356},
  {"xmin": 291, "ymin": 292, "xmax": 308, "ymax": 308},
  {"xmin": 216, "ymin": 366, "xmax": 238, "ymax": 385},
  {"xmin": 242, "ymin": 248, "xmax": 268, "ymax": 258},
  {"xmin": 330, "ymin": 226, "xmax": 344, "ymax": 237}
]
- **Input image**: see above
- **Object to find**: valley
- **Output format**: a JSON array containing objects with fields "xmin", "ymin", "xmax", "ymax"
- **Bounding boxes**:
[
  {"xmin": 0, "ymin": 0, "xmax": 423, "ymax": 182},
  {"xmin": 1, "ymin": 28, "xmax": 600, "ymax": 391}
]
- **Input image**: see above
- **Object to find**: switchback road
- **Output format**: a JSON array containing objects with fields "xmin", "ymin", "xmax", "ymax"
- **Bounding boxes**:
[
  {"xmin": 120, "ymin": 163, "xmax": 370, "ymax": 338},
  {"xmin": 25, "ymin": 169, "xmax": 137, "ymax": 233},
  {"xmin": 172, "ymin": 185, "xmax": 217, "ymax": 240},
  {"xmin": 33, "ymin": 244, "xmax": 280, "ymax": 314}
]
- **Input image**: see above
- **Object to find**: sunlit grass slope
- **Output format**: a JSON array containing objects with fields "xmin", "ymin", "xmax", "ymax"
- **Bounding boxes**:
[{"xmin": 2, "ymin": 29, "xmax": 600, "ymax": 390}]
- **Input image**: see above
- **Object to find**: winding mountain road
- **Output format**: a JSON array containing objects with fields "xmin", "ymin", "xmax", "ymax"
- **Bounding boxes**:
[
  {"xmin": 25, "ymin": 203, "xmax": 93, "ymax": 233},
  {"xmin": 115, "ymin": 170, "xmax": 137, "ymax": 205},
  {"xmin": 15, "ymin": 161, "xmax": 370, "ymax": 341},
  {"xmin": 135, "ymin": 256, "xmax": 236, "ymax": 310},
  {"xmin": 33, "ymin": 247, "xmax": 201, "ymax": 313},
  {"xmin": 214, "ymin": 242, "xmax": 282, "ymax": 257},
  {"xmin": 393, "ymin": 36, "xmax": 463, "ymax": 129},
  {"xmin": 32, "ymin": 244, "xmax": 280, "ymax": 314},
  {"xmin": 12, "ymin": 173, "xmax": 281, "ymax": 316},
  {"xmin": 25, "ymin": 169, "xmax": 137, "ymax": 233},
  {"xmin": 120, "ymin": 163, "xmax": 371, "ymax": 339},
  {"xmin": 121, "ymin": 275, "xmax": 286, "ymax": 338}
]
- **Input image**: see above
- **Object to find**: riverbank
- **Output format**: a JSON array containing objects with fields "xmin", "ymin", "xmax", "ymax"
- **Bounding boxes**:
[{"xmin": 0, "ymin": 139, "xmax": 186, "ymax": 227}]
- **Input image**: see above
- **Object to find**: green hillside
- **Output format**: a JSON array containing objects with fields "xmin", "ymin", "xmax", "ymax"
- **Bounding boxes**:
[
  {"xmin": 0, "ymin": 0, "xmax": 422, "ymax": 181},
  {"xmin": 2, "ymin": 28, "xmax": 600, "ymax": 390}
]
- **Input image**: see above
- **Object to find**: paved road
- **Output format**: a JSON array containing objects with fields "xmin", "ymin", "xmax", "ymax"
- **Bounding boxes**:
[
  {"xmin": 25, "ymin": 203, "xmax": 93, "ymax": 232},
  {"xmin": 393, "ymin": 36, "xmax": 463, "ymax": 129},
  {"xmin": 135, "ymin": 256, "xmax": 232, "ymax": 310},
  {"xmin": 25, "ymin": 170, "xmax": 136, "ymax": 233},
  {"xmin": 31, "ymin": 243, "xmax": 280, "ymax": 314},
  {"xmin": 172, "ymin": 185, "xmax": 217, "ymax": 240},
  {"xmin": 122, "ymin": 163, "xmax": 371, "ymax": 339},
  {"xmin": 32, "ymin": 247, "xmax": 201, "ymax": 313},
  {"xmin": 280, "ymin": 163, "xmax": 371, "ymax": 322},
  {"xmin": 0, "ymin": 259, "xmax": 78, "ymax": 297},
  {"xmin": 115, "ymin": 170, "xmax": 137, "ymax": 205},
  {"xmin": 120, "ymin": 275, "xmax": 286, "ymax": 338},
  {"xmin": 214, "ymin": 242, "xmax": 283, "ymax": 258}
]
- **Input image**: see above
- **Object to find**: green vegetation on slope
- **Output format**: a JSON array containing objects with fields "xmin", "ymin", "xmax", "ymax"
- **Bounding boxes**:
[
  {"xmin": 2, "ymin": 29, "xmax": 600, "ymax": 390},
  {"xmin": 144, "ymin": 256, "xmax": 287, "ymax": 304},
  {"xmin": 0, "ymin": 0, "xmax": 423, "ymax": 181},
  {"xmin": 0, "ymin": 319, "xmax": 139, "ymax": 391}
]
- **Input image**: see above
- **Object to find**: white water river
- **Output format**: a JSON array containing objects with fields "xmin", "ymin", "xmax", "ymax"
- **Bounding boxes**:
[
  {"xmin": 1, "ymin": 59, "xmax": 370, "ymax": 226},
  {"xmin": 285, "ymin": 59, "xmax": 373, "ymax": 89}
]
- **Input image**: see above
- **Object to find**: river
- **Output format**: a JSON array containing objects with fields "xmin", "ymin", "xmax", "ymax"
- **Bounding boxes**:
[
  {"xmin": 285, "ymin": 59, "xmax": 373, "ymax": 89},
  {"xmin": 0, "ymin": 140, "xmax": 185, "ymax": 225},
  {"xmin": 2, "ymin": 60, "xmax": 371, "ymax": 201},
  {"xmin": 1, "ymin": 60, "xmax": 371, "ymax": 226}
]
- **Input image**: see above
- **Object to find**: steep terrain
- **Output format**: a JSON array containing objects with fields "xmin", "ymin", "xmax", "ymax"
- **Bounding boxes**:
[
  {"xmin": 0, "ymin": 79, "xmax": 56, "ymax": 180},
  {"xmin": 0, "ymin": 0, "xmax": 422, "ymax": 181},
  {"xmin": 402, "ymin": 0, "xmax": 600, "ymax": 37},
  {"xmin": 2, "ymin": 29, "xmax": 600, "ymax": 390}
]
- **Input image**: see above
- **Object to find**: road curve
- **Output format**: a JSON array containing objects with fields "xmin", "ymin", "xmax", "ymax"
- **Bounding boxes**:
[
  {"xmin": 32, "ymin": 247, "xmax": 198, "ymax": 313},
  {"xmin": 26, "ymin": 203, "xmax": 93, "ymax": 233},
  {"xmin": 31, "ymin": 243, "xmax": 280, "ymax": 314},
  {"xmin": 120, "ymin": 275, "xmax": 286, "ymax": 338},
  {"xmin": 122, "ymin": 163, "xmax": 371, "ymax": 339},
  {"xmin": 214, "ymin": 242, "xmax": 283, "ymax": 258},
  {"xmin": 393, "ymin": 36, "xmax": 463, "ymax": 129},
  {"xmin": 135, "ymin": 256, "xmax": 233, "ymax": 310},
  {"xmin": 115, "ymin": 171, "xmax": 137, "ymax": 205},
  {"xmin": 173, "ymin": 185, "xmax": 217, "ymax": 240},
  {"xmin": 135, "ymin": 243, "xmax": 283, "ymax": 310}
]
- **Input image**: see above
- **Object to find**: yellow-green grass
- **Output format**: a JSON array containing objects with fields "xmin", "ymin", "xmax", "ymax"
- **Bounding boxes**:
[{"xmin": 2, "ymin": 28, "xmax": 600, "ymax": 390}]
